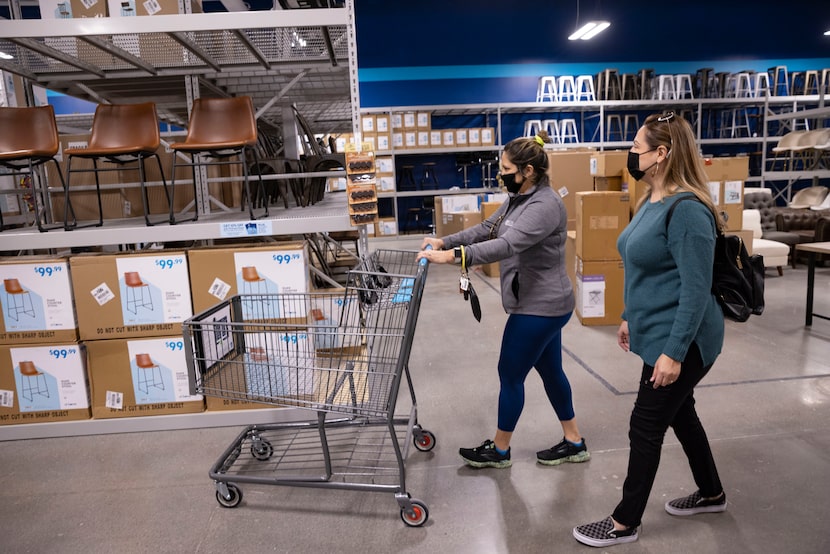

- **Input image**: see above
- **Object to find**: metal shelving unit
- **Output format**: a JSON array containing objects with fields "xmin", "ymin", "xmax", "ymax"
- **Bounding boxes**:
[
  {"xmin": 0, "ymin": 3, "xmax": 363, "ymax": 439},
  {"xmin": 360, "ymin": 95, "xmax": 830, "ymax": 227}
]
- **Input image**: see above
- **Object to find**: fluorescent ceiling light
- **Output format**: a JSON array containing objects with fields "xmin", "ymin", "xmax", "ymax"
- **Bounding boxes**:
[
  {"xmin": 824, "ymin": 29, "xmax": 830, "ymax": 36},
  {"xmin": 568, "ymin": 21, "xmax": 610, "ymax": 41},
  {"xmin": 0, "ymin": 51, "xmax": 13, "ymax": 60}
]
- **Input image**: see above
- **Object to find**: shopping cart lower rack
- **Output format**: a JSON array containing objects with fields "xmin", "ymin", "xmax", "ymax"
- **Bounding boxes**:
[{"xmin": 184, "ymin": 249, "xmax": 434, "ymax": 526}]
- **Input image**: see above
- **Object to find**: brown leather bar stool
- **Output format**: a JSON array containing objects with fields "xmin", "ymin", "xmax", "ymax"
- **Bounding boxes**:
[
  {"xmin": 0, "ymin": 105, "xmax": 72, "ymax": 232},
  {"xmin": 64, "ymin": 102, "xmax": 170, "ymax": 228},
  {"xmin": 169, "ymin": 96, "xmax": 267, "ymax": 223}
]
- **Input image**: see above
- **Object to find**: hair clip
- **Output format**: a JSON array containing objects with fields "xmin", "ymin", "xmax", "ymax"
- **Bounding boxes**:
[
  {"xmin": 657, "ymin": 111, "xmax": 675, "ymax": 122},
  {"xmin": 534, "ymin": 135, "xmax": 545, "ymax": 146}
]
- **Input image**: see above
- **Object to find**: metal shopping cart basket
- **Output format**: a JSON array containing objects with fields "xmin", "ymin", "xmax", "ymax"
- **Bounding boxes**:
[{"xmin": 183, "ymin": 249, "xmax": 434, "ymax": 526}]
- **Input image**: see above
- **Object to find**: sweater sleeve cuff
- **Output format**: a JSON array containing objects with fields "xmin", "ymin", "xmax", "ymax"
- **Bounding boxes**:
[{"xmin": 663, "ymin": 341, "xmax": 689, "ymax": 363}]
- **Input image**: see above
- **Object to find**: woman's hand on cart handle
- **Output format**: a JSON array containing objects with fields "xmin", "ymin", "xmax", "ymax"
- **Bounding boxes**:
[
  {"xmin": 421, "ymin": 237, "xmax": 444, "ymax": 251},
  {"xmin": 417, "ymin": 244, "xmax": 453, "ymax": 264}
]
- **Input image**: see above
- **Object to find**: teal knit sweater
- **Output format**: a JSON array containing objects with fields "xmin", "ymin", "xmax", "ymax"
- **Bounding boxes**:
[{"xmin": 617, "ymin": 193, "xmax": 724, "ymax": 367}]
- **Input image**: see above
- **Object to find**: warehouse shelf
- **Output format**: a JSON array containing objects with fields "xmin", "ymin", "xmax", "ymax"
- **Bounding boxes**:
[
  {"xmin": 360, "ymin": 94, "xmax": 830, "ymax": 230},
  {"xmin": 0, "ymin": 3, "xmax": 363, "ymax": 439},
  {"xmin": 0, "ymin": 193, "xmax": 352, "ymax": 252}
]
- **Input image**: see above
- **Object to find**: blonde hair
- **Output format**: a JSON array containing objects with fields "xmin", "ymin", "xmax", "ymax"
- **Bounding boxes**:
[{"xmin": 634, "ymin": 112, "xmax": 726, "ymax": 232}]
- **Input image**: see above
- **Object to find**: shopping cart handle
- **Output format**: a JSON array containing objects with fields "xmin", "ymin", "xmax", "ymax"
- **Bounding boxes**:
[{"xmin": 419, "ymin": 244, "xmax": 432, "ymax": 266}]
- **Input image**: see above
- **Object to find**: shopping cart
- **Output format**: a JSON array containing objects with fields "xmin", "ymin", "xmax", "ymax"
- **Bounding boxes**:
[{"xmin": 184, "ymin": 249, "xmax": 435, "ymax": 526}]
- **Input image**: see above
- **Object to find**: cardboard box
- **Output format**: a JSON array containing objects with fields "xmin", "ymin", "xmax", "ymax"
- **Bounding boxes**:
[
  {"xmin": 481, "ymin": 128, "xmax": 496, "ymax": 145},
  {"xmin": 480, "ymin": 201, "xmax": 502, "ymax": 277},
  {"xmin": 377, "ymin": 176, "xmax": 395, "ymax": 192},
  {"xmin": 468, "ymin": 128, "xmax": 482, "ymax": 146},
  {"xmin": 376, "ymin": 133, "xmax": 391, "ymax": 152},
  {"xmin": 416, "ymin": 112, "xmax": 431, "ymax": 129},
  {"xmin": 376, "ymin": 115, "xmax": 390, "ymax": 133},
  {"xmin": 442, "ymin": 211, "xmax": 481, "ymax": 237},
  {"xmin": 360, "ymin": 133, "xmax": 376, "ymax": 152},
  {"xmin": 375, "ymin": 156, "xmax": 394, "ymax": 176},
  {"xmin": 702, "ymin": 156, "xmax": 750, "ymax": 182},
  {"xmin": 187, "ymin": 242, "xmax": 308, "ymax": 317},
  {"xmin": 435, "ymin": 195, "xmax": 481, "ymax": 237},
  {"xmin": 575, "ymin": 257, "xmax": 625, "ymax": 326},
  {"xmin": 713, "ymin": 180, "xmax": 744, "ymax": 231},
  {"xmin": 391, "ymin": 132, "xmax": 404, "ymax": 150},
  {"xmin": 70, "ymin": 251, "xmax": 193, "ymax": 341},
  {"xmin": 361, "ymin": 115, "xmax": 376, "ymax": 133},
  {"xmin": 430, "ymin": 130, "xmax": 443, "ymax": 148},
  {"xmin": 590, "ymin": 151, "xmax": 629, "ymax": 177},
  {"xmin": 85, "ymin": 337, "xmax": 204, "ymax": 419},
  {"xmin": 0, "ymin": 257, "xmax": 78, "ymax": 345},
  {"xmin": 391, "ymin": 113, "xmax": 403, "ymax": 130},
  {"xmin": 376, "ymin": 218, "xmax": 398, "ymax": 236},
  {"xmin": 403, "ymin": 112, "xmax": 417, "ymax": 129},
  {"xmin": 442, "ymin": 130, "xmax": 455, "ymax": 147},
  {"xmin": 417, "ymin": 131, "xmax": 430, "ymax": 148},
  {"xmin": 547, "ymin": 150, "xmax": 598, "ymax": 231},
  {"xmin": 575, "ymin": 192, "xmax": 629, "ymax": 261},
  {"xmin": 455, "ymin": 129, "xmax": 469, "ymax": 147},
  {"xmin": 0, "ymin": 343, "xmax": 91, "ymax": 426},
  {"xmin": 594, "ymin": 177, "xmax": 623, "ymax": 191},
  {"xmin": 404, "ymin": 131, "xmax": 417, "ymax": 149}
]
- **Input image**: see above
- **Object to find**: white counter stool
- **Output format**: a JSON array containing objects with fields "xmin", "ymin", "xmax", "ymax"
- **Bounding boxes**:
[{"xmin": 536, "ymin": 76, "xmax": 557, "ymax": 102}]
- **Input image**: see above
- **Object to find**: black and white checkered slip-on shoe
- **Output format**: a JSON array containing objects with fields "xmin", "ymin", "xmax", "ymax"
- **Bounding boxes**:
[
  {"xmin": 665, "ymin": 491, "xmax": 727, "ymax": 516},
  {"xmin": 573, "ymin": 517, "xmax": 638, "ymax": 547}
]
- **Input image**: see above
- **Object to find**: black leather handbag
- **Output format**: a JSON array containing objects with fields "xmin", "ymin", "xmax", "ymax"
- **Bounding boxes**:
[{"xmin": 667, "ymin": 196, "xmax": 765, "ymax": 322}]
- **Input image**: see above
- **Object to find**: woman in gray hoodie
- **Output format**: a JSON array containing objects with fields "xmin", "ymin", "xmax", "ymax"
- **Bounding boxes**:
[{"xmin": 417, "ymin": 131, "xmax": 588, "ymax": 469}]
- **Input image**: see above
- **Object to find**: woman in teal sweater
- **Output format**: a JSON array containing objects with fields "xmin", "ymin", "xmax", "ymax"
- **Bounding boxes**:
[{"xmin": 574, "ymin": 112, "xmax": 727, "ymax": 548}]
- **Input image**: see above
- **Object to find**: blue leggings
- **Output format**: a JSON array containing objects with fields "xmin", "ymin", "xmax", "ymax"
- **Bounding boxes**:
[{"xmin": 497, "ymin": 312, "xmax": 574, "ymax": 432}]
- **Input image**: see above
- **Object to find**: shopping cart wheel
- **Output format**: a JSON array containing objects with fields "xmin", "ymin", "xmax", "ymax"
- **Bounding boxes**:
[
  {"xmin": 413, "ymin": 429, "xmax": 436, "ymax": 452},
  {"xmin": 215, "ymin": 484, "xmax": 243, "ymax": 508},
  {"xmin": 400, "ymin": 498, "xmax": 429, "ymax": 527},
  {"xmin": 250, "ymin": 439, "xmax": 274, "ymax": 461}
]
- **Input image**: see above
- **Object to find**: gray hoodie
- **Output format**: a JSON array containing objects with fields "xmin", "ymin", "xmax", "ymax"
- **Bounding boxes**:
[{"xmin": 441, "ymin": 175, "xmax": 575, "ymax": 317}]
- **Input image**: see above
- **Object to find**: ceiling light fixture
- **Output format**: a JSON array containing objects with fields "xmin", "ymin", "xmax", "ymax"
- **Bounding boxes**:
[
  {"xmin": 569, "ymin": 21, "xmax": 611, "ymax": 40},
  {"xmin": 824, "ymin": 29, "xmax": 830, "ymax": 36},
  {"xmin": 0, "ymin": 51, "xmax": 13, "ymax": 60},
  {"xmin": 569, "ymin": 0, "xmax": 610, "ymax": 41}
]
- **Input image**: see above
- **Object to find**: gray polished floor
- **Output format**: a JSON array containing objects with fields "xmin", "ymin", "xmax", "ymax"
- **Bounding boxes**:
[{"xmin": 1, "ymin": 235, "xmax": 829, "ymax": 553}]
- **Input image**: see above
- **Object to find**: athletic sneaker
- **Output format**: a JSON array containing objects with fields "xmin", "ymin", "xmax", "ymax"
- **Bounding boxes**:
[
  {"xmin": 536, "ymin": 437, "xmax": 590, "ymax": 465},
  {"xmin": 459, "ymin": 439, "xmax": 511, "ymax": 468},
  {"xmin": 573, "ymin": 517, "xmax": 638, "ymax": 547},
  {"xmin": 665, "ymin": 491, "xmax": 727, "ymax": 516}
]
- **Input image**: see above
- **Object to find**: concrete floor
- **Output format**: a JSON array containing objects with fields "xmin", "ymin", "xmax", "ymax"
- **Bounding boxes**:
[{"xmin": 1, "ymin": 235, "xmax": 829, "ymax": 553}]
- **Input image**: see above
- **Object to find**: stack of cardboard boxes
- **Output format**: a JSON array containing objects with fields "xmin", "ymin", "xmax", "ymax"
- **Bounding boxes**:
[
  {"xmin": 71, "ymin": 251, "xmax": 204, "ymax": 419},
  {"xmin": 573, "ymin": 192, "xmax": 629, "ymax": 326},
  {"xmin": 0, "ymin": 257, "xmax": 89, "ymax": 426},
  {"xmin": 0, "ymin": 240, "xmax": 317, "ymax": 427}
]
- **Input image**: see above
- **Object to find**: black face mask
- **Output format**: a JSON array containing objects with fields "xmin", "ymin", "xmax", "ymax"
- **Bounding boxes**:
[
  {"xmin": 500, "ymin": 172, "xmax": 522, "ymax": 194},
  {"xmin": 626, "ymin": 149, "xmax": 656, "ymax": 181}
]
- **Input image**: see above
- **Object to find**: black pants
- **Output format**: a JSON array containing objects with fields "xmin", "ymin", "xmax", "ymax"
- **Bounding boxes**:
[{"xmin": 612, "ymin": 343, "xmax": 723, "ymax": 528}]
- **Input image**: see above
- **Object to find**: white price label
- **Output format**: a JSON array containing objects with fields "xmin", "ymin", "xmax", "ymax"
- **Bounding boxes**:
[
  {"xmin": 0, "ymin": 389, "xmax": 13, "ymax": 408},
  {"xmin": 90, "ymin": 283, "xmax": 115, "ymax": 306},
  {"xmin": 105, "ymin": 391, "xmax": 124, "ymax": 410},
  {"xmin": 208, "ymin": 278, "xmax": 231, "ymax": 300}
]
